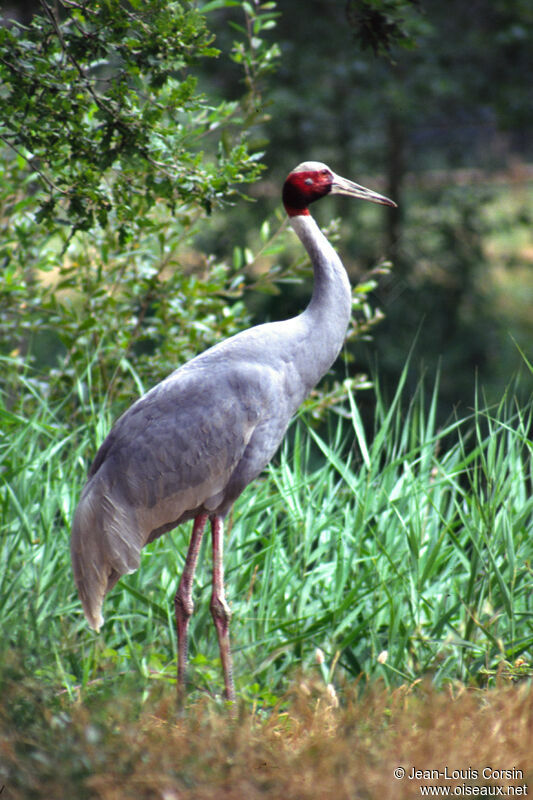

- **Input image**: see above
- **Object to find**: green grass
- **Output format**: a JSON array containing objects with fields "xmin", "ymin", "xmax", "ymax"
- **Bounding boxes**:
[{"xmin": 1, "ymin": 358, "xmax": 532, "ymax": 707}]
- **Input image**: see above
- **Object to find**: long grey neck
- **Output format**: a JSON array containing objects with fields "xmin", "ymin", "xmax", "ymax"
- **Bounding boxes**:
[{"xmin": 290, "ymin": 214, "xmax": 352, "ymax": 386}]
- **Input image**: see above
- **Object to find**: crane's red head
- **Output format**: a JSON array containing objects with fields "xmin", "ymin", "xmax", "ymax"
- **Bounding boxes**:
[{"xmin": 282, "ymin": 161, "xmax": 397, "ymax": 217}]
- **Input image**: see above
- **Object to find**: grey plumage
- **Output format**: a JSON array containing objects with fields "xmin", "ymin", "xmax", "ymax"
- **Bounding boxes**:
[{"xmin": 70, "ymin": 162, "xmax": 395, "ymax": 699}]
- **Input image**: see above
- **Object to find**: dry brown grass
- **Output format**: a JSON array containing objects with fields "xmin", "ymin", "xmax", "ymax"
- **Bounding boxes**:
[{"xmin": 2, "ymin": 677, "xmax": 533, "ymax": 799}]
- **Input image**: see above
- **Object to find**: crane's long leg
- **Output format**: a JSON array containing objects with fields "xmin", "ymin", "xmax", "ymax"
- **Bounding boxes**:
[
  {"xmin": 175, "ymin": 512, "xmax": 208, "ymax": 703},
  {"xmin": 210, "ymin": 515, "xmax": 235, "ymax": 702}
]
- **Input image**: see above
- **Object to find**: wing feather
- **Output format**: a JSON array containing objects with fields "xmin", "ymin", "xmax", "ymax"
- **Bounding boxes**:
[{"xmin": 71, "ymin": 358, "xmax": 274, "ymax": 628}]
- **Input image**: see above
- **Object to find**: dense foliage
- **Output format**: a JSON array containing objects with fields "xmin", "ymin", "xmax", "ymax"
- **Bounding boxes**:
[
  {"xmin": 0, "ymin": 1, "xmax": 274, "ymax": 413},
  {"xmin": 0, "ymin": 0, "xmax": 265, "ymax": 232},
  {"xmin": 1, "ymin": 361, "xmax": 532, "ymax": 702}
]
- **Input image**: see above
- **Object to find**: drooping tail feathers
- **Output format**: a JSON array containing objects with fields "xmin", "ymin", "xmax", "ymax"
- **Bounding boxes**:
[{"xmin": 70, "ymin": 470, "xmax": 144, "ymax": 631}]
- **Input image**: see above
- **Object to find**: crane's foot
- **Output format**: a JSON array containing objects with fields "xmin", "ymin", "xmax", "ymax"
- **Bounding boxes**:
[
  {"xmin": 175, "ymin": 594, "xmax": 192, "ymax": 709},
  {"xmin": 210, "ymin": 593, "xmax": 236, "ymax": 703},
  {"xmin": 174, "ymin": 513, "xmax": 208, "ymax": 707},
  {"xmin": 210, "ymin": 515, "xmax": 236, "ymax": 706},
  {"xmin": 174, "ymin": 512, "xmax": 236, "ymax": 710}
]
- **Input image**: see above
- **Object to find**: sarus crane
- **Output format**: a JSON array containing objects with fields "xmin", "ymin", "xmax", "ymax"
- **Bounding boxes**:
[{"xmin": 71, "ymin": 162, "xmax": 396, "ymax": 702}]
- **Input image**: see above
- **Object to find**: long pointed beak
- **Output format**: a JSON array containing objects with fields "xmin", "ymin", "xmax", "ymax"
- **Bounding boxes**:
[{"xmin": 331, "ymin": 173, "xmax": 397, "ymax": 208}]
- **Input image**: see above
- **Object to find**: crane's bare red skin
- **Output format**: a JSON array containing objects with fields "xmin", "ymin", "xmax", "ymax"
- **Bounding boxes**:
[{"xmin": 282, "ymin": 169, "xmax": 333, "ymax": 216}]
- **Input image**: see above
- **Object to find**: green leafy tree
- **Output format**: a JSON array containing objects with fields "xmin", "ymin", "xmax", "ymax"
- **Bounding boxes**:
[
  {"xmin": 0, "ymin": 0, "xmax": 264, "ymax": 232},
  {"xmin": 0, "ymin": 0, "xmax": 278, "ymax": 416}
]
